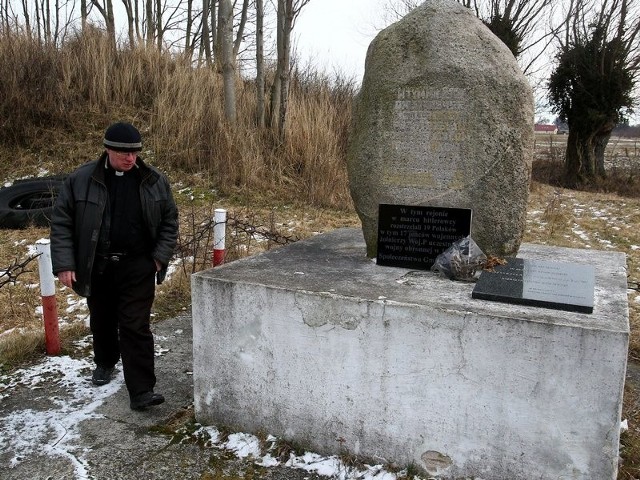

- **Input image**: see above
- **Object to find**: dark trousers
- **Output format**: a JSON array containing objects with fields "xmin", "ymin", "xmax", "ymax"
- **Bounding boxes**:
[{"xmin": 87, "ymin": 255, "xmax": 157, "ymax": 397}]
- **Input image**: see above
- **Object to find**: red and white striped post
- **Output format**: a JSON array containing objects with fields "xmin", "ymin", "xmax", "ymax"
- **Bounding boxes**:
[
  {"xmin": 35, "ymin": 239, "xmax": 60, "ymax": 355},
  {"xmin": 212, "ymin": 208, "xmax": 227, "ymax": 267}
]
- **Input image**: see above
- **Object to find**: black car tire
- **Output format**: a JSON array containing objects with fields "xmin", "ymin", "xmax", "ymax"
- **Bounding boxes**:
[{"xmin": 0, "ymin": 178, "xmax": 63, "ymax": 229}]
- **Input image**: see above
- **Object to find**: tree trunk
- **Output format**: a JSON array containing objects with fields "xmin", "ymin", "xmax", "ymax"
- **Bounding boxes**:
[
  {"xmin": 90, "ymin": 0, "xmax": 116, "ymax": 44},
  {"xmin": 270, "ymin": 0, "xmax": 310, "ymax": 140},
  {"xmin": 255, "ymin": 0, "xmax": 265, "ymax": 128},
  {"xmin": 105, "ymin": 0, "xmax": 115, "ymax": 39},
  {"xmin": 44, "ymin": 0, "xmax": 51, "ymax": 43},
  {"xmin": 185, "ymin": 0, "xmax": 193, "ymax": 55},
  {"xmin": 20, "ymin": 0, "xmax": 32, "ymax": 36},
  {"xmin": 269, "ymin": 0, "xmax": 285, "ymax": 132},
  {"xmin": 215, "ymin": 0, "xmax": 225, "ymax": 70},
  {"xmin": 594, "ymin": 131, "xmax": 611, "ymax": 177},
  {"xmin": 563, "ymin": 130, "xmax": 600, "ymax": 187},
  {"xmin": 564, "ymin": 118, "xmax": 615, "ymax": 186},
  {"xmin": 219, "ymin": 0, "xmax": 236, "ymax": 122},
  {"xmin": 123, "ymin": 0, "xmax": 136, "ymax": 47},
  {"xmin": 35, "ymin": 0, "xmax": 41, "ymax": 41},
  {"xmin": 155, "ymin": 0, "xmax": 162, "ymax": 49},
  {"xmin": 79, "ymin": 0, "xmax": 87, "ymax": 31},
  {"xmin": 233, "ymin": 0, "xmax": 250, "ymax": 58},
  {"xmin": 277, "ymin": 0, "xmax": 293, "ymax": 143},
  {"xmin": 53, "ymin": 0, "xmax": 60, "ymax": 45},
  {"xmin": 134, "ymin": 0, "xmax": 141, "ymax": 41},
  {"xmin": 145, "ymin": 0, "xmax": 154, "ymax": 46},
  {"xmin": 210, "ymin": 0, "xmax": 217, "ymax": 62},
  {"xmin": 201, "ymin": 0, "xmax": 212, "ymax": 65}
]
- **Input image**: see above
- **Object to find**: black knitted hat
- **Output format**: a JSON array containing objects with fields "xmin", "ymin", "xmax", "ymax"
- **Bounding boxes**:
[{"xmin": 103, "ymin": 122, "xmax": 142, "ymax": 152}]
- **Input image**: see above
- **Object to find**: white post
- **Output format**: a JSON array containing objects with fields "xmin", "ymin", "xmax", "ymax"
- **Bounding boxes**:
[
  {"xmin": 212, "ymin": 209, "xmax": 227, "ymax": 267},
  {"xmin": 35, "ymin": 239, "xmax": 60, "ymax": 355}
]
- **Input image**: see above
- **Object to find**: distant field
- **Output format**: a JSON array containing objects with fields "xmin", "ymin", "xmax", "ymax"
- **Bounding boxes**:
[{"xmin": 534, "ymin": 133, "xmax": 640, "ymax": 169}]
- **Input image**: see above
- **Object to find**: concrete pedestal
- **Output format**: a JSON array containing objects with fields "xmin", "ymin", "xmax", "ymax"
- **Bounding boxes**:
[{"xmin": 191, "ymin": 228, "xmax": 628, "ymax": 479}]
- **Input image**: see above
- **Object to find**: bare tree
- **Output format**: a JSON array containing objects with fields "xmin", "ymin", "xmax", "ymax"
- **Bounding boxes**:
[
  {"xmin": 256, "ymin": 0, "xmax": 265, "ymax": 127},
  {"xmin": 382, "ymin": 0, "xmax": 420, "ymax": 21},
  {"xmin": 43, "ymin": 0, "xmax": 51, "ymax": 42},
  {"xmin": 35, "ymin": 0, "xmax": 41, "ymax": 39},
  {"xmin": 80, "ymin": 0, "xmax": 88, "ymax": 30},
  {"xmin": 548, "ymin": 0, "xmax": 640, "ymax": 186},
  {"xmin": 184, "ymin": 0, "xmax": 194, "ymax": 53},
  {"xmin": 122, "ymin": 0, "xmax": 137, "ymax": 46},
  {"xmin": 91, "ymin": 0, "xmax": 116, "ymax": 39},
  {"xmin": 145, "ymin": 0, "xmax": 154, "ymax": 45},
  {"xmin": 200, "ymin": 0, "xmax": 214, "ymax": 64},
  {"xmin": 20, "ymin": 0, "xmax": 32, "ymax": 36},
  {"xmin": 219, "ymin": 0, "xmax": 237, "ymax": 122},
  {"xmin": 210, "ymin": 0, "xmax": 217, "ymax": 58},
  {"xmin": 232, "ymin": 0, "xmax": 249, "ymax": 58},
  {"xmin": 155, "ymin": 0, "xmax": 161, "ymax": 48},
  {"xmin": 270, "ymin": 0, "xmax": 311, "ymax": 141}
]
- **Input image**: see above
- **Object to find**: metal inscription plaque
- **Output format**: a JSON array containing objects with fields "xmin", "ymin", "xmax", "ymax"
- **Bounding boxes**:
[
  {"xmin": 377, "ymin": 204, "xmax": 472, "ymax": 270},
  {"xmin": 472, "ymin": 258, "xmax": 595, "ymax": 314}
]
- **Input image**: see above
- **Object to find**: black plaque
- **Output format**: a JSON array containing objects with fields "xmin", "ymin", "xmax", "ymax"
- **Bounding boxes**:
[
  {"xmin": 471, "ymin": 258, "xmax": 595, "ymax": 314},
  {"xmin": 376, "ymin": 204, "xmax": 472, "ymax": 270}
]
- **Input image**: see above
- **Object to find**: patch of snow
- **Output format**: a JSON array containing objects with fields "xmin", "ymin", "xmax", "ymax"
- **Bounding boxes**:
[
  {"xmin": 572, "ymin": 226, "xmax": 590, "ymax": 242},
  {"xmin": 224, "ymin": 432, "xmax": 262, "ymax": 458},
  {"xmin": 0, "ymin": 353, "xmax": 122, "ymax": 477},
  {"xmin": 190, "ymin": 425, "xmax": 402, "ymax": 479},
  {"xmin": 66, "ymin": 296, "xmax": 87, "ymax": 314},
  {"xmin": 621, "ymin": 419, "xmax": 629, "ymax": 432}
]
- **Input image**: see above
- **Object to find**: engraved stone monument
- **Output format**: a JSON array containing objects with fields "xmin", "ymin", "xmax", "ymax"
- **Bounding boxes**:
[{"xmin": 347, "ymin": 0, "xmax": 534, "ymax": 258}]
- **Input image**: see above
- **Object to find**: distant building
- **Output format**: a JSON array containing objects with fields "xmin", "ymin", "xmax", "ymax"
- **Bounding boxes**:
[{"xmin": 534, "ymin": 124, "xmax": 558, "ymax": 134}]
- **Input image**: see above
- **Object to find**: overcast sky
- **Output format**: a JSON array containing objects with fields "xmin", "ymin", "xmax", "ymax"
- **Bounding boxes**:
[{"xmin": 294, "ymin": 0, "xmax": 388, "ymax": 82}]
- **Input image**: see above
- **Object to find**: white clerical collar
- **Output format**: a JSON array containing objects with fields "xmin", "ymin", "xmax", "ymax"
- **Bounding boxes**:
[{"xmin": 105, "ymin": 158, "xmax": 130, "ymax": 176}]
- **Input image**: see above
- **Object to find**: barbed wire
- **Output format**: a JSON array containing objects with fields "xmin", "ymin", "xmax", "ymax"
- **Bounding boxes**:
[
  {"xmin": 175, "ymin": 210, "xmax": 300, "ymax": 272},
  {"xmin": 0, "ymin": 254, "xmax": 39, "ymax": 289},
  {"xmin": 226, "ymin": 214, "xmax": 300, "ymax": 246}
]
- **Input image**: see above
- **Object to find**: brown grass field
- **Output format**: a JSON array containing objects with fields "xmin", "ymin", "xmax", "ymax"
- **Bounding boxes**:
[{"xmin": 1, "ymin": 30, "xmax": 640, "ymax": 478}]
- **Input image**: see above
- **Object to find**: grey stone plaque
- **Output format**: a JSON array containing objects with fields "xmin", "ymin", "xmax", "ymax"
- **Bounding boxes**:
[{"xmin": 472, "ymin": 258, "xmax": 595, "ymax": 314}]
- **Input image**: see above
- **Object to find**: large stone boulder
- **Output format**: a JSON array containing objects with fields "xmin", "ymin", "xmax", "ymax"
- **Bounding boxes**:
[{"xmin": 347, "ymin": 0, "xmax": 534, "ymax": 258}]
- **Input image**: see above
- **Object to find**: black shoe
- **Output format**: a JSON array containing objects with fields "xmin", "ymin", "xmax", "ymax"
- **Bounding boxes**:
[
  {"xmin": 130, "ymin": 391, "xmax": 165, "ymax": 411},
  {"xmin": 91, "ymin": 366, "xmax": 114, "ymax": 386}
]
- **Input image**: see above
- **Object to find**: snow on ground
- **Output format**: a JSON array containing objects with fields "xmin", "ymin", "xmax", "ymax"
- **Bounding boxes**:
[
  {"xmin": 0, "ymin": 350, "xmax": 121, "ymax": 476},
  {"xmin": 0, "ymin": 341, "xmax": 404, "ymax": 480},
  {"xmin": 193, "ymin": 426, "xmax": 404, "ymax": 480}
]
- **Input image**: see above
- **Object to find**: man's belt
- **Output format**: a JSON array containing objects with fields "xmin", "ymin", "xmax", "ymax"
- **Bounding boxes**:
[{"xmin": 98, "ymin": 252, "xmax": 129, "ymax": 262}]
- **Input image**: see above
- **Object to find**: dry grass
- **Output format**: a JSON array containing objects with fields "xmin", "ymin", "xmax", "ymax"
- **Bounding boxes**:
[
  {"xmin": 622, "ymin": 377, "xmax": 640, "ymax": 478},
  {"xmin": 0, "ymin": 29, "xmax": 355, "ymax": 210},
  {"xmin": 526, "ymin": 182, "xmax": 640, "ymax": 351}
]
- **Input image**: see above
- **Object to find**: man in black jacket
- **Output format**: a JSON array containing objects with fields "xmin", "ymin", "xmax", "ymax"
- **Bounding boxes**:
[{"xmin": 50, "ymin": 122, "xmax": 179, "ymax": 411}]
